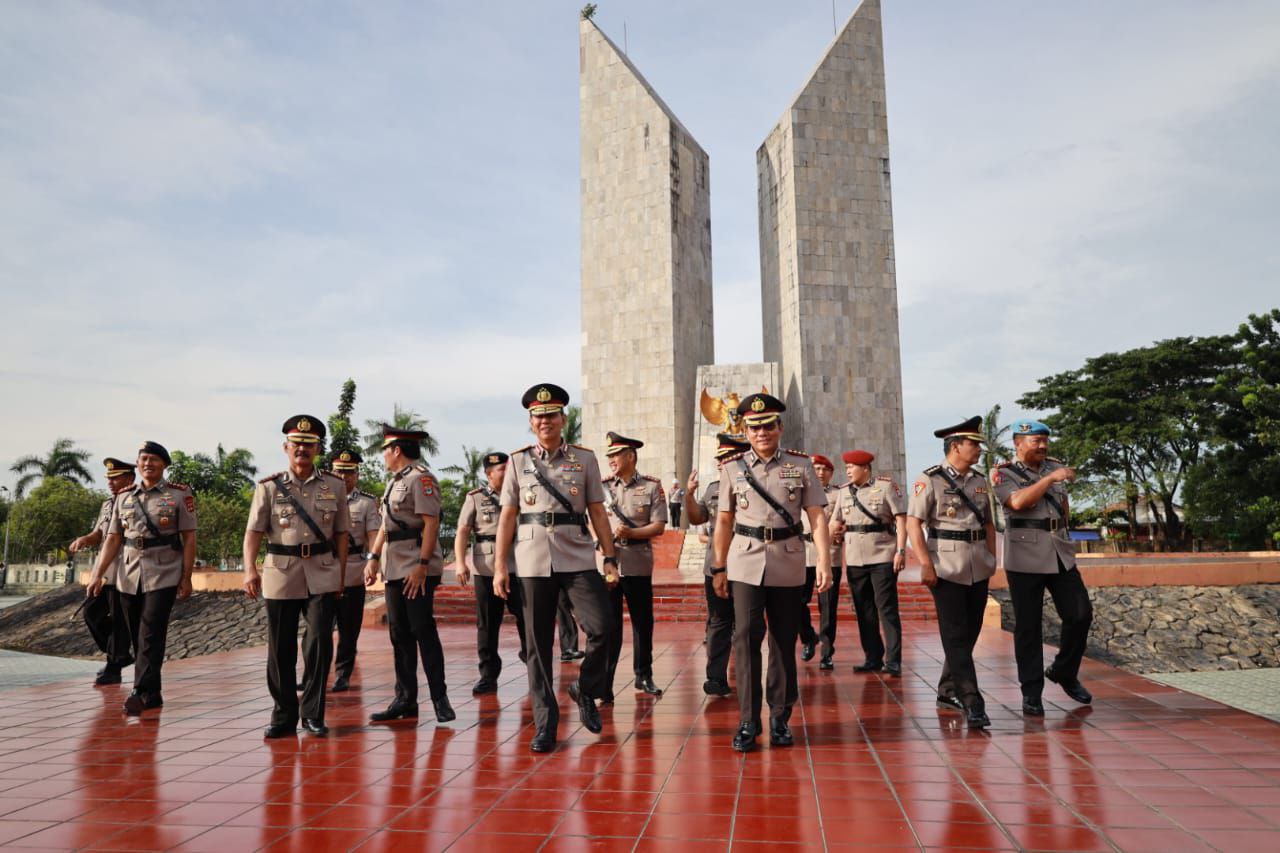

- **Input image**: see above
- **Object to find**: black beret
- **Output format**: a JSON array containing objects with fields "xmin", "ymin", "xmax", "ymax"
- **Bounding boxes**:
[
  {"xmin": 137, "ymin": 441, "xmax": 171, "ymax": 465},
  {"xmin": 483, "ymin": 451, "xmax": 509, "ymax": 468}
]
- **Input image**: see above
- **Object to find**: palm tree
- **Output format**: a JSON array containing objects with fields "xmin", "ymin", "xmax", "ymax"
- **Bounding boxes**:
[
  {"xmin": 212, "ymin": 444, "xmax": 257, "ymax": 491},
  {"xmin": 363, "ymin": 404, "xmax": 440, "ymax": 457},
  {"xmin": 11, "ymin": 438, "xmax": 93, "ymax": 498},
  {"xmin": 562, "ymin": 405, "xmax": 582, "ymax": 445},
  {"xmin": 981, "ymin": 405, "xmax": 1014, "ymax": 531},
  {"xmin": 442, "ymin": 446, "xmax": 495, "ymax": 490}
]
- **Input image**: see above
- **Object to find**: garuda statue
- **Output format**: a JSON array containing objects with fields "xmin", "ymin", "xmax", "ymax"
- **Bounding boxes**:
[{"xmin": 699, "ymin": 387, "xmax": 769, "ymax": 435}]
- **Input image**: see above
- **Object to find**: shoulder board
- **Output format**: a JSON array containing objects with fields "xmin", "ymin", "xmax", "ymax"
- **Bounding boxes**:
[
  {"xmin": 357, "ymin": 489, "xmax": 376, "ymax": 499},
  {"xmin": 641, "ymin": 474, "xmax": 661, "ymax": 483},
  {"xmin": 414, "ymin": 463, "xmax": 430, "ymax": 473},
  {"xmin": 513, "ymin": 444, "xmax": 533, "ymax": 454},
  {"xmin": 259, "ymin": 471, "xmax": 284, "ymax": 484},
  {"xmin": 1047, "ymin": 457, "xmax": 1064, "ymax": 464},
  {"xmin": 466, "ymin": 487, "xmax": 482, "ymax": 496},
  {"xmin": 322, "ymin": 471, "xmax": 344, "ymax": 481},
  {"xmin": 923, "ymin": 465, "xmax": 943, "ymax": 476},
  {"xmin": 784, "ymin": 449, "xmax": 809, "ymax": 458},
  {"xmin": 167, "ymin": 482, "xmax": 190, "ymax": 491},
  {"xmin": 719, "ymin": 452, "xmax": 746, "ymax": 466},
  {"xmin": 995, "ymin": 461, "xmax": 1014, "ymax": 469},
  {"xmin": 875, "ymin": 474, "xmax": 893, "ymax": 481},
  {"xmin": 569, "ymin": 443, "xmax": 593, "ymax": 452},
  {"xmin": 602, "ymin": 476, "xmax": 613, "ymax": 484}
]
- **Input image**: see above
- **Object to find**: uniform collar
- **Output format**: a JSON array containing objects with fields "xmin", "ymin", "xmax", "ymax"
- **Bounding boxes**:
[
  {"xmin": 137, "ymin": 479, "xmax": 168, "ymax": 493},
  {"xmin": 392, "ymin": 463, "xmax": 415, "ymax": 479},
  {"xmin": 284, "ymin": 468, "xmax": 321, "ymax": 486},
  {"xmin": 611, "ymin": 471, "xmax": 640, "ymax": 487},
  {"xmin": 943, "ymin": 463, "xmax": 977, "ymax": 478},
  {"xmin": 532, "ymin": 442, "xmax": 566, "ymax": 461},
  {"xmin": 747, "ymin": 449, "xmax": 780, "ymax": 466}
]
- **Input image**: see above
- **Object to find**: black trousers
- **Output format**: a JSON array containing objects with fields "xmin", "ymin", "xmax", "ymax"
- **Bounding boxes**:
[
  {"xmin": 931, "ymin": 578, "xmax": 989, "ymax": 709},
  {"xmin": 332, "ymin": 584, "xmax": 366, "ymax": 681},
  {"xmin": 817, "ymin": 564, "xmax": 844, "ymax": 658},
  {"xmin": 475, "ymin": 574, "xmax": 527, "ymax": 680},
  {"xmin": 119, "ymin": 585, "xmax": 178, "ymax": 698},
  {"xmin": 1006, "ymin": 565, "xmax": 1093, "ymax": 698},
  {"xmin": 606, "ymin": 576, "xmax": 655, "ymax": 688},
  {"xmin": 521, "ymin": 571, "xmax": 612, "ymax": 735},
  {"xmin": 732, "ymin": 581, "xmax": 804, "ymax": 728},
  {"xmin": 669, "ymin": 502, "xmax": 682, "ymax": 528},
  {"xmin": 557, "ymin": 589, "xmax": 580, "ymax": 654},
  {"xmin": 384, "ymin": 577, "xmax": 447, "ymax": 706},
  {"xmin": 84, "ymin": 585, "xmax": 134, "ymax": 669},
  {"xmin": 703, "ymin": 576, "xmax": 734, "ymax": 682},
  {"xmin": 798, "ymin": 566, "xmax": 819, "ymax": 646},
  {"xmin": 849, "ymin": 563, "xmax": 902, "ymax": 665},
  {"xmin": 266, "ymin": 594, "xmax": 335, "ymax": 726}
]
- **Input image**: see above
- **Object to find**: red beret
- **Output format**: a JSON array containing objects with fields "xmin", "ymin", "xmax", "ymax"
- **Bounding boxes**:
[
  {"xmin": 842, "ymin": 450, "xmax": 874, "ymax": 465},
  {"xmin": 810, "ymin": 454, "xmax": 834, "ymax": 470}
]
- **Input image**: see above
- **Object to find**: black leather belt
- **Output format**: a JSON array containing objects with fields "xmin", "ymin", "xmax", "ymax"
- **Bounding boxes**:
[
  {"xmin": 474, "ymin": 534, "xmax": 497, "ymax": 542},
  {"xmin": 1008, "ymin": 518, "xmax": 1062, "ymax": 531},
  {"xmin": 124, "ymin": 535, "xmax": 181, "ymax": 551},
  {"xmin": 929, "ymin": 527, "xmax": 986, "ymax": 542},
  {"xmin": 347, "ymin": 534, "xmax": 364, "ymax": 552},
  {"xmin": 518, "ymin": 512, "xmax": 587, "ymax": 528},
  {"xmin": 847, "ymin": 523, "xmax": 889, "ymax": 534},
  {"xmin": 386, "ymin": 529, "xmax": 423, "ymax": 544},
  {"xmin": 734, "ymin": 523, "xmax": 803, "ymax": 543},
  {"xmin": 801, "ymin": 532, "xmax": 813, "ymax": 543},
  {"xmin": 266, "ymin": 541, "xmax": 333, "ymax": 558},
  {"xmin": 616, "ymin": 540, "xmax": 650, "ymax": 548}
]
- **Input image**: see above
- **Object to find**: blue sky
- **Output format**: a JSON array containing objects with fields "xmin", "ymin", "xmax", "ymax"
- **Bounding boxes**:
[{"xmin": 2, "ymin": 0, "xmax": 1278, "ymax": 493}]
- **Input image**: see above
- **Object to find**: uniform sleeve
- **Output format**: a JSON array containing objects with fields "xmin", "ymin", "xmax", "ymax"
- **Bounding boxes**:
[
  {"xmin": 246, "ymin": 483, "xmax": 272, "ymax": 533},
  {"xmin": 108, "ymin": 493, "xmax": 125, "ymax": 536},
  {"xmin": 176, "ymin": 487, "xmax": 197, "ymax": 532},
  {"xmin": 717, "ymin": 474, "xmax": 734, "ymax": 518},
  {"xmin": 697, "ymin": 483, "xmax": 713, "ymax": 516},
  {"xmin": 830, "ymin": 495, "xmax": 845, "ymax": 524},
  {"xmin": 96, "ymin": 500, "xmax": 112, "ymax": 536},
  {"xmin": 906, "ymin": 476, "xmax": 934, "ymax": 521},
  {"xmin": 457, "ymin": 494, "xmax": 477, "ymax": 529},
  {"xmin": 333, "ymin": 482, "xmax": 351, "ymax": 534},
  {"xmin": 412, "ymin": 471, "xmax": 441, "ymax": 519},
  {"xmin": 582, "ymin": 454, "xmax": 606, "ymax": 503},
  {"xmin": 651, "ymin": 483, "xmax": 669, "ymax": 524},
  {"xmin": 365, "ymin": 498, "xmax": 383, "ymax": 538},
  {"xmin": 882, "ymin": 479, "xmax": 905, "ymax": 516},
  {"xmin": 500, "ymin": 458, "xmax": 519, "ymax": 508},
  {"xmin": 800, "ymin": 459, "xmax": 826, "ymax": 509},
  {"xmin": 991, "ymin": 466, "xmax": 1018, "ymax": 507}
]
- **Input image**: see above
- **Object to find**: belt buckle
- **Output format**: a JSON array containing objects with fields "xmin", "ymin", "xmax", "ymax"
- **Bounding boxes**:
[
  {"xmin": 300, "ymin": 542, "xmax": 312, "ymax": 559},
  {"xmin": 1050, "ymin": 519, "xmax": 1060, "ymax": 531},
  {"xmin": 762, "ymin": 527, "xmax": 775, "ymax": 543},
  {"xmin": 542, "ymin": 511, "xmax": 556, "ymax": 528}
]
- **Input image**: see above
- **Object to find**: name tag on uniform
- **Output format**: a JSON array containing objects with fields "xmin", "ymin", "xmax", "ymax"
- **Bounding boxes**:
[
  {"xmin": 944, "ymin": 488, "xmax": 959, "ymax": 495},
  {"xmin": 562, "ymin": 464, "xmax": 583, "ymax": 472}
]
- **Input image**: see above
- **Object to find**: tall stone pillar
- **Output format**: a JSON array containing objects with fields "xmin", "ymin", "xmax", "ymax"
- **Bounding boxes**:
[
  {"xmin": 757, "ymin": 0, "xmax": 906, "ymax": 484},
  {"xmin": 579, "ymin": 18, "xmax": 714, "ymax": 492}
]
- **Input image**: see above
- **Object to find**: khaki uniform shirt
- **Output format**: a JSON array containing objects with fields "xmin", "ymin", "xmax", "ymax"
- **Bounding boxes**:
[
  {"xmin": 697, "ymin": 479, "xmax": 721, "ymax": 577},
  {"xmin": 248, "ymin": 470, "xmax": 351, "ymax": 599},
  {"xmin": 500, "ymin": 443, "xmax": 604, "ymax": 576},
  {"xmin": 456, "ymin": 486, "xmax": 506, "ymax": 577},
  {"xmin": 831, "ymin": 476, "xmax": 904, "ymax": 568},
  {"xmin": 109, "ymin": 480, "xmax": 197, "ymax": 595},
  {"xmin": 906, "ymin": 463, "xmax": 996, "ymax": 586},
  {"xmin": 803, "ymin": 483, "xmax": 844, "ymax": 568},
  {"xmin": 344, "ymin": 490, "xmax": 382, "ymax": 587},
  {"xmin": 601, "ymin": 472, "xmax": 668, "ymax": 577},
  {"xmin": 992, "ymin": 459, "xmax": 1077, "ymax": 574},
  {"xmin": 717, "ymin": 449, "xmax": 826, "ymax": 587},
  {"xmin": 379, "ymin": 463, "xmax": 444, "ymax": 581},
  {"xmin": 94, "ymin": 498, "xmax": 123, "ymax": 586}
]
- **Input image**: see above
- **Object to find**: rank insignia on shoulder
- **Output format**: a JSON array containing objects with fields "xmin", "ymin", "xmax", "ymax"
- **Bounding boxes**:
[
  {"xmin": 784, "ymin": 449, "xmax": 809, "ymax": 458},
  {"xmin": 259, "ymin": 472, "xmax": 284, "ymax": 484},
  {"xmin": 168, "ymin": 482, "xmax": 190, "ymax": 491}
]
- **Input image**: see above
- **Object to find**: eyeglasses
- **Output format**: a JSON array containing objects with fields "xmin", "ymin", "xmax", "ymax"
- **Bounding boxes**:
[{"xmin": 746, "ymin": 422, "xmax": 779, "ymax": 433}]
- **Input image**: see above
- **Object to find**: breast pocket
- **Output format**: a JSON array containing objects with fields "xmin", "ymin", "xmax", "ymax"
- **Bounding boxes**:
[
  {"xmin": 1011, "ymin": 530, "xmax": 1039, "ymax": 544},
  {"xmin": 933, "ymin": 539, "xmax": 956, "ymax": 553},
  {"xmin": 517, "ymin": 526, "xmax": 534, "ymax": 542},
  {"xmin": 478, "ymin": 541, "xmax": 495, "ymax": 555}
]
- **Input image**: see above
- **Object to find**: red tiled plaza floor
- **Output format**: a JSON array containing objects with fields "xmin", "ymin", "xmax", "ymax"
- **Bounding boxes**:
[{"xmin": 1, "ymin": 613, "xmax": 1279, "ymax": 852}]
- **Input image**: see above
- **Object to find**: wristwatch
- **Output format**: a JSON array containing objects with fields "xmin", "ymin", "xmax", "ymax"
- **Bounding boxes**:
[
  {"xmin": 896, "ymin": 548, "xmax": 907, "ymax": 556},
  {"xmin": 710, "ymin": 566, "xmax": 727, "ymax": 575},
  {"xmin": 418, "ymin": 557, "xmax": 432, "ymax": 566},
  {"xmin": 364, "ymin": 552, "xmax": 380, "ymax": 561},
  {"xmin": 602, "ymin": 556, "xmax": 618, "ymax": 567}
]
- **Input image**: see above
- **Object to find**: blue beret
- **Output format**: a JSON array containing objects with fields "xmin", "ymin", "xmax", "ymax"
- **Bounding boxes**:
[{"xmin": 1012, "ymin": 420, "xmax": 1051, "ymax": 437}]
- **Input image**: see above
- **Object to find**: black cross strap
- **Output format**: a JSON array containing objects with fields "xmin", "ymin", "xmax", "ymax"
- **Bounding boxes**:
[
  {"xmin": 927, "ymin": 466, "xmax": 986, "ymax": 523},
  {"xmin": 606, "ymin": 482, "xmax": 639, "ymax": 529},
  {"xmin": 274, "ymin": 477, "xmax": 331, "ymax": 548},
  {"xmin": 1002, "ymin": 464, "xmax": 1068, "ymax": 522},
  {"xmin": 847, "ymin": 484, "xmax": 896, "ymax": 536},
  {"xmin": 128, "ymin": 486, "xmax": 182, "ymax": 551},
  {"xmin": 737, "ymin": 459, "xmax": 802, "ymax": 533},
  {"xmin": 527, "ymin": 453, "xmax": 589, "ymax": 536}
]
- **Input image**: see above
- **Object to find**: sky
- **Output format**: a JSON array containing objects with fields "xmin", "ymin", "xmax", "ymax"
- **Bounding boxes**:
[{"xmin": 2, "ymin": 0, "xmax": 1278, "ymax": 495}]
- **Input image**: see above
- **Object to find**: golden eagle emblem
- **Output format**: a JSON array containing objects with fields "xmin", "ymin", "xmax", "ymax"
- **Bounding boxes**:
[{"xmin": 700, "ymin": 387, "xmax": 769, "ymax": 434}]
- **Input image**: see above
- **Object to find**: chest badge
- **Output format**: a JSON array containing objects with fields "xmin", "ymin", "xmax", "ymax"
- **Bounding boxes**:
[
  {"xmin": 737, "ymin": 494, "xmax": 749, "ymax": 509},
  {"xmin": 524, "ymin": 490, "xmax": 537, "ymax": 506},
  {"xmin": 569, "ymin": 486, "xmax": 579, "ymax": 496}
]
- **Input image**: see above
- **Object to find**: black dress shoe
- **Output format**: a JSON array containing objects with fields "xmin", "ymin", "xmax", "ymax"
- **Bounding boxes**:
[
  {"xmin": 530, "ymin": 728, "xmax": 557, "ymax": 753},
  {"xmin": 966, "ymin": 706, "xmax": 991, "ymax": 729},
  {"xmin": 853, "ymin": 661, "xmax": 884, "ymax": 673},
  {"xmin": 122, "ymin": 691, "xmax": 162, "ymax": 716},
  {"xmin": 1046, "ymin": 669, "xmax": 1093, "ymax": 704},
  {"xmin": 472, "ymin": 678, "xmax": 497, "ymax": 695},
  {"xmin": 433, "ymin": 696, "xmax": 456, "ymax": 723},
  {"xmin": 801, "ymin": 643, "xmax": 816, "ymax": 662},
  {"xmin": 370, "ymin": 703, "xmax": 418, "ymax": 722},
  {"xmin": 95, "ymin": 668, "xmax": 122, "ymax": 686},
  {"xmin": 263, "ymin": 722, "xmax": 297, "ymax": 739},
  {"xmin": 819, "ymin": 657, "xmax": 834, "ymax": 671},
  {"xmin": 769, "ymin": 720, "xmax": 794, "ymax": 747},
  {"xmin": 885, "ymin": 662, "xmax": 902, "ymax": 676},
  {"xmin": 1022, "ymin": 697, "xmax": 1045, "ymax": 717},
  {"xmin": 560, "ymin": 650, "xmax": 585, "ymax": 662},
  {"xmin": 732, "ymin": 722, "xmax": 758, "ymax": 753},
  {"xmin": 635, "ymin": 676, "xmax": 663, "ymax": 696},
  {"xmin": 702, "ymin": 679, "xmax": 731, "ymax": 697},
  {"xmin": 936, "ymin": 694, "xmax": 964, "ymax": 711},
  {"xmin": 301, "ymin": 718, "xmax": 328, "ymax": 735},
  {"xmin": 568, "ymin": 680, "xmax": 602, "ymax": 733},
  {"xmin": 331, "ymin": 675, "xmax": 350, "ymax": 693}
]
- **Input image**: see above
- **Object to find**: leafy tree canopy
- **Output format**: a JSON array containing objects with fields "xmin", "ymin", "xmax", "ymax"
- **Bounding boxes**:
[{"xmin": 10, "ymin": 437, "xmax": 93, "ymax": 498}]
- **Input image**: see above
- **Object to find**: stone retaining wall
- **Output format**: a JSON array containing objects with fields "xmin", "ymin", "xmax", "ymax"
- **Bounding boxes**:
[{"xmin": 991, "ymin": 584, "xmax": 1280, "ymax": 674}]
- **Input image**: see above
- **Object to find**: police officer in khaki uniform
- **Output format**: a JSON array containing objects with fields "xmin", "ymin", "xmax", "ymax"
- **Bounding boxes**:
[
  {"xmin": 329, "ymin": 449, "xmax": 380, "ymax": 693},
  {"xmin": 492, "ymin": 383, "xmax": 621, "ymax": 753},
  {"xmin": 87, "ymin": 441, "xmax": 197, "ymax": 716},
  {"xmin": 454, "ymin": 451, "xmax": 527, "ymax": 695},
  {"xmin": 685, "ymin": 432, "xmax": 751, "ymax": 697},
  {"xmin": 243, "ymin": 416, "xmax": 350, "ymax": 738},
  {"xmin": 600, "ymin": 432, "xmax": 668, "ymax": 698},
  {"xmin": 362, "ymin": 426, "xmax": 455, "ymax": 725},
  {"xmin": 906, "ymin": 417, "xmax": 997, "ymax": 729},
  {"xmin": 992, "ymin": 420, "xmax": 1093, "ymax": 716},
  {"xmin": 802, "ymin": 454, "xmax": 844, "ymax": 669},
  {"xmin": 830, "ymin": 450, "xmax": 907, "ymax": 675},
  {"xmin": 712, "ymin": 393, "xmax": 832, "ymax": 752},
  {"xmin": 71, "ymin": 457, "xmax": 137, "ymax": 686}
]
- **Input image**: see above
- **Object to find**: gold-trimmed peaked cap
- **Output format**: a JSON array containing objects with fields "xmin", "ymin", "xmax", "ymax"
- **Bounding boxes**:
[
  {"xmin": 521, "ymin": 382, "xmax": 569, "ymax": 416},
  {"xmin": 715, "ymin": 432, "xmax": 750, "ymax": 460},
  {"xmin": 102, "ymin": 457, "xmax": 135, "ymax": 479},
  {"xmin": 380, "ymin": 423, "xmax": 430, "ymax": 449},
  {"xmin": 933, "ymin": 416, "xmax": 986, "ymax": 443},
  {"xmin": 329, "ymin": 449, "xmax": 362, "ymax": 471},
  {"xmin": 604, "ymin": 431, "xmax": 643, "ymax": 456},
  {"xmin": 483, "ymin": 451, "xmax": 509, "ymax": 469},
  {"xmin": 738, "ymin": 392, "xmax": 785, "ymax": 427},
  {"xmin": 282, "ymin": 414, "xmax": 325, "ymax": 444}
]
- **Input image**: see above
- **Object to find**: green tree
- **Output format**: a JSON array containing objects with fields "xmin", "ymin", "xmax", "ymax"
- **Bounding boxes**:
[
  {"xmin": 563, "ymin": 405, "xmax": 582, "ymax": 445},
  {"xmin": 442, "ymin": 445, "xmax": 495, "ymax": 491},
  {"xmin": 326, "ymin": 378, "xmax": 362, "ymax": 461},
  {"xmin": 7, "ymin": 478, "xmax": 104, "ymax": 562},
  {"xmin": 436, "ymin": 476, "xmax": 467, "ymax": 557},
  {"xmin": 980, "ymin": 405, "xmax": 1014, "ymax": 530},
  {"xmin": 167, "ymin": 445, "xmax": 257, "ymax": 498},
  {"xmin": 363, "ymin": 404, "xmax": 439, "ymax": 457},
  {"xmin": 194, "ymin": 491, "xmax": 252, "ymax": 568},
  {"xmin": 10, "ymin": 438, "xmax": 94, "ymax": 498}
]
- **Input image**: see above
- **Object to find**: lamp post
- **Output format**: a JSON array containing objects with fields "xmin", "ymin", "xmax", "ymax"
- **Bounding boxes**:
[{"xmin": 0, "ymin": 485, "xmax": 11, "ymax": 590}]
